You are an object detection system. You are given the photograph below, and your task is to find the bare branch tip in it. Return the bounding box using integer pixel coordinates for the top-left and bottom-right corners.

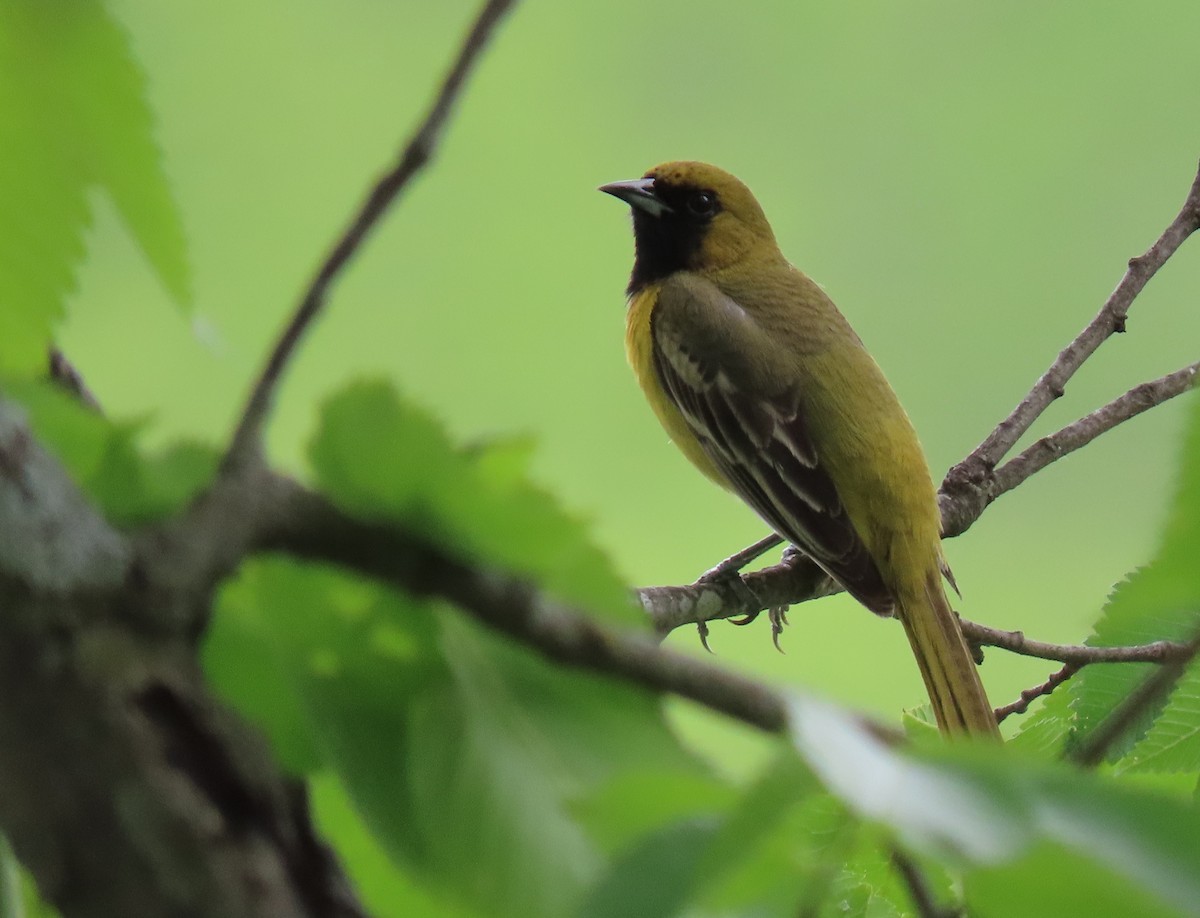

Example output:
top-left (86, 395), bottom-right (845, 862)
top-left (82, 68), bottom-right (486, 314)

top-left (220, 0), bottom-right (516, 473)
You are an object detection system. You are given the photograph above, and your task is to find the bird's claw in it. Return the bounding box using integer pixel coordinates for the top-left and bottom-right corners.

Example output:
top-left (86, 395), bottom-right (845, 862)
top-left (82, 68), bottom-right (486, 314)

top-left (697, 618), bottom-right (714, 653)
top-left (692, 564), bottom-right (763, 651)
top-left (769, 606), bottom-right (790, 653)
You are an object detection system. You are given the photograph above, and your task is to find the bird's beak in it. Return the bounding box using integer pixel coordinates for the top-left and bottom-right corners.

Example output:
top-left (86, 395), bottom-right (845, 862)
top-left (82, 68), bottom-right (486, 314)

top-left (598, 178), bottom-right (673, 217)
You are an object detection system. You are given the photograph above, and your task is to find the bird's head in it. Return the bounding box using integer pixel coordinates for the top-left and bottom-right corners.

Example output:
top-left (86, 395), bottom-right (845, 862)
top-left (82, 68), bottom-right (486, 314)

top-left (600, 161), bottom-right (779, 293)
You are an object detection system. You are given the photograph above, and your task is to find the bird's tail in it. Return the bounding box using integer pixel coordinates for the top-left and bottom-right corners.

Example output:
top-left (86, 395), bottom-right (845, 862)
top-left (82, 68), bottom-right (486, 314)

top-left (895, 567), bottom-right (1000, 738)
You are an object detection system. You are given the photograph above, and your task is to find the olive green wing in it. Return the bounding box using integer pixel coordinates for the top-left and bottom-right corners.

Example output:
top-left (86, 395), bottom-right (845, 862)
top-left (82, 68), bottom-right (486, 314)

top-left (651, 274), bottom-right (893, 614)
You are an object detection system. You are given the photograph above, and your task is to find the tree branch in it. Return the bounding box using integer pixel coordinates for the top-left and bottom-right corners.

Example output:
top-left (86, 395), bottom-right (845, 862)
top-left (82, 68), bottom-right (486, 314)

top-left (1, 4), bottom-right (524, 914)
top-left (959, 619), bottom-right (1194, 666)
top-left (222, 0), bottom-right (516, 472)
top-left (254, 475), bottom-right (795, 736)
top-left (0, 400), bottom-right (365, 918)
top-left (936, 360), bottom-right (1198, 536)
top-left (953, 161), bottom-right (1200, 468)
top-left (994, 664), bottom-right (1077, 725)
top-left (990, 361), bottom-right (1198, 502)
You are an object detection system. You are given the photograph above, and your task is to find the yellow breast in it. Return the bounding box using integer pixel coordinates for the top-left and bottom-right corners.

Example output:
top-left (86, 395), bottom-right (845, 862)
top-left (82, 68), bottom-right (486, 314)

top-left (625, 286), bottom-right (729, 487)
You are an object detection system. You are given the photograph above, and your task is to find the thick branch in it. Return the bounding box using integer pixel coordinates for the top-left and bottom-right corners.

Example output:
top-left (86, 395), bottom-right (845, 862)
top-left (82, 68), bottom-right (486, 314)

top-left (223, 0), bottom-right (516, 471)
top-left (255, 475), bottom-right (794, 734)
top-left (0, 400), bottom-right (364, 918)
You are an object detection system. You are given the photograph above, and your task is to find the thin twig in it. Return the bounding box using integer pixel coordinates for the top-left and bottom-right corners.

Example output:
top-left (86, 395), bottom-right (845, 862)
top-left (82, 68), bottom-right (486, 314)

top-left (994, 663), bottom-right (1078, 724)
top-left (1071, 629), bottom-right (1200, 768)
top-left (222, 0), bottom-right (516, 471)
top-left (890, 848), bottom-right (958, 918)
top-left (991, 361), bottom-right (1198, 502)
top-left (47, 348), bottom-right (102, 412)
top-left (959, 619), bottom-right (1193, 665)
top-left (939, 161), bottom-right (1200, 536)
top-left (957, 161), bottom-right (1200, 470)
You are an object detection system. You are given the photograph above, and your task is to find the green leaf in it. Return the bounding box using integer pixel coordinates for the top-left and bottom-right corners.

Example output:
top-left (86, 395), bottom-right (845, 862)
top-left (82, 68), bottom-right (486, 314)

top-left (901, 703), bottom-right (939, 740)
top-left (1070, 393), bottom-right (1200, 765)
top-left (819, 831), bottom-right (926, 918)
top-left (695, 787), bottom-right (858, 918)
top-left (576, 751), bottom-right (916, 918)
top-left (5, 381), bottom-right (216, 524)
top-left (310, 380), bottom-right (641, 625)
top-left (787, 694), bottom-right (1200, 916)
top-left (0, 0), bottom-right (189, 374)
top-left (968, 840), bottom-right (1190, 918)
top-left (1008, 684), bottom-right (1073, 757)
top-left (577, 819), bottom-right (717, 918)
top-left (0, 832), bottom-right (20, 918)
top-left (790, 696), bottom-right (1023, 862)
top-left (307, 773), bottom-right (474, 918)
top-left (570, 769), bottom-right (734, 856)
top-left (203, 584), bottom-right (322, 775)
top-left (210, 560), bottom-right (698, 918)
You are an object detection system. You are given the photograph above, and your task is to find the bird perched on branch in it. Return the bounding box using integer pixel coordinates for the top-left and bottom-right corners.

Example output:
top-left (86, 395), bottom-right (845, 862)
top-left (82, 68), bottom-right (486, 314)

top-left (601, 161), bottom-right (999, 738)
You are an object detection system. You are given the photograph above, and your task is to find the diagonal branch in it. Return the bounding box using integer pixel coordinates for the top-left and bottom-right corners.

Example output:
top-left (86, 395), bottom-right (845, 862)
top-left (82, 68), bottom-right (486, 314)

top-left (988, 361), bottom-right (1198, 503)
top-left (47, 348), bottom-right (102, 413)
top-left (222, 0), bottom-right (516, 472)
top-left (955, 160), bottom-right (1200, 471)
top-left (940, 160), bottom-right (1200, 531)
top-left (939, 360), bottom-right (1198, 536)
top-left (994, 664), bottom-right (1077, 724)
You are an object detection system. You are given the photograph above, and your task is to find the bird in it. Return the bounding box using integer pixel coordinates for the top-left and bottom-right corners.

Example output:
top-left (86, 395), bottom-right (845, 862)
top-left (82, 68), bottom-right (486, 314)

top-left (600, 161), bottom-right (999, 738)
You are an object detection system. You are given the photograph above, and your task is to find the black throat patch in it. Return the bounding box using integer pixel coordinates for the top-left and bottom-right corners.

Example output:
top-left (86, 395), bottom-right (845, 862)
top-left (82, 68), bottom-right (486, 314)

top-left (626, 184), bottom-right (717, 295)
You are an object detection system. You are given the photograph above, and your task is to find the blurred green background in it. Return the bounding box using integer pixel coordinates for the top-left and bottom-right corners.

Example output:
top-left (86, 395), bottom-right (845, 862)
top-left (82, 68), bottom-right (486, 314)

top-left (62, 0), bottom-right (1200, 773)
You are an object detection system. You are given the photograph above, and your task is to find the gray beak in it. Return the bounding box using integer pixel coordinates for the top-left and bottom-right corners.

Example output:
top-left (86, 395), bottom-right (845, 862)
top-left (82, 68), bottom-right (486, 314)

top-left (598, 178), bottom-right (672, 217)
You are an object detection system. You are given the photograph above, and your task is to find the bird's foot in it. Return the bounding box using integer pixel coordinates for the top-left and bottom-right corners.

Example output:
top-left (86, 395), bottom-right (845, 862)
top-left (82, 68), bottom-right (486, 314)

top-left (696, 617), bottom-right (713, 653)
top-left (769, 606), bottom-right (790, 653)
top-left (693, 563), bottom-right (764, 651)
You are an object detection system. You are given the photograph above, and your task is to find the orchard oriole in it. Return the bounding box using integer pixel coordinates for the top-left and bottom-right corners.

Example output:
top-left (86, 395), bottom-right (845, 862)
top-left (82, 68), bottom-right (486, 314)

top-left (601, 161), bottom-right (998, 738)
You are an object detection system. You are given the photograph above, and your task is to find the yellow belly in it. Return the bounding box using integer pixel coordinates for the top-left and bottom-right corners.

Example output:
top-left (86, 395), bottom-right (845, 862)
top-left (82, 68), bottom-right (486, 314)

top-left (625, 286), bottom-right (729, 487)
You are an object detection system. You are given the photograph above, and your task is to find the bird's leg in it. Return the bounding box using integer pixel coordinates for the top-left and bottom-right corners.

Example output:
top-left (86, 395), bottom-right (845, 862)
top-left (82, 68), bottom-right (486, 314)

top-left (698, 533), bottom-right (785, 581)
top-left (689, 534), bottom-right (781, 649)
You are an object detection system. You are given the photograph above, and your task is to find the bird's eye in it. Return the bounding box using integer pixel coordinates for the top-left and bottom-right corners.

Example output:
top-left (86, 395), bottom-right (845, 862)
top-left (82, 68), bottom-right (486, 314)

top-left (686, 190), bottom-right (718, 218)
